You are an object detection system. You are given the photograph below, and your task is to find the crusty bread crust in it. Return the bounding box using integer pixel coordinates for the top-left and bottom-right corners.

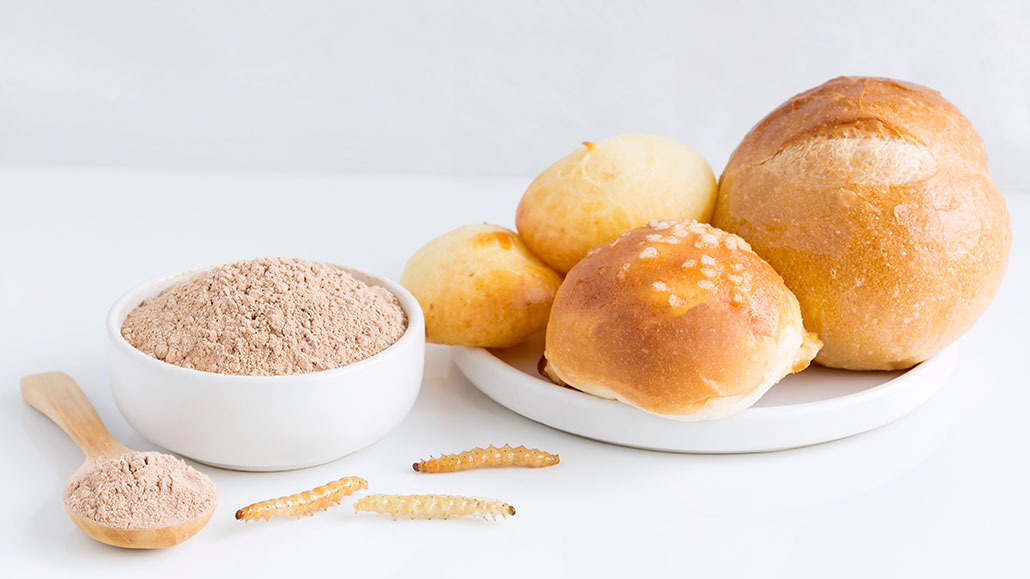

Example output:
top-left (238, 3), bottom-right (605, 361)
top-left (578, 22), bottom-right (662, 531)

top-left (544, 220), bottom-right (820, 419)
top-left (714, 76), bottom-right (1012, 370)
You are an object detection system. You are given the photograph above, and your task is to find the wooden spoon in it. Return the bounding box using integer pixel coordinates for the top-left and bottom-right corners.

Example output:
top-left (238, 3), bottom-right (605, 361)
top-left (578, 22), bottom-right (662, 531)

top-left (21, 371), bottom-right (216, 549)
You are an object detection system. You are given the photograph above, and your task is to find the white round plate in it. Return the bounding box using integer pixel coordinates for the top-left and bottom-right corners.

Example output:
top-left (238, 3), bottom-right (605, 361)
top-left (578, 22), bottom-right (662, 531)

top-left (453, 334), bottom-right (957, 453)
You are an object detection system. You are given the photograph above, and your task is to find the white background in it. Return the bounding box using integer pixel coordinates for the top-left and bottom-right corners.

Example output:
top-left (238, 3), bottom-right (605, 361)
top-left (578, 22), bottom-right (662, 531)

top-left (1, 0), bottom-right (1028, 188)
top-left (2, 1), bottom-right (1029, 578)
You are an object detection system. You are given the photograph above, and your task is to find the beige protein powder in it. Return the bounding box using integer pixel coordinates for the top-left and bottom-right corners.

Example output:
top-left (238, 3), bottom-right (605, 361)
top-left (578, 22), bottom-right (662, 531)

top-left (63, 451), bottom-right (217, 529)
top-left (121, 257), bottom-right (408, 376)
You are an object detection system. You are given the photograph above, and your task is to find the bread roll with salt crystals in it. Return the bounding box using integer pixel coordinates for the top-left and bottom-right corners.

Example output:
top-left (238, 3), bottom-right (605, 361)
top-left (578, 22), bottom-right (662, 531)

top-left (516, 133), bottom-right (717, 274)
top-left (401, 224), bottom-right (562, 347)
top-left (544, 220), bottom-right (821, 420)
top-left (714, 76), bottom-right (1012, 370)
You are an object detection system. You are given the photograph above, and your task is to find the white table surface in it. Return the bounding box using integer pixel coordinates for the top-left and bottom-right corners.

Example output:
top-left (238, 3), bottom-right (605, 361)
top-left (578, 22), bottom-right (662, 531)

top-left (1, 165), bottom-right (1027, 578)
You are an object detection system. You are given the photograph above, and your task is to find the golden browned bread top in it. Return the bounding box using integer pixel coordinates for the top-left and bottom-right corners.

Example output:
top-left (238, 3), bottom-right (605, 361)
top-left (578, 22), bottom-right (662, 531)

top-left (545, 220), bottom-right (818, 417)
top-left (728, 76), bottom-right (986, 173)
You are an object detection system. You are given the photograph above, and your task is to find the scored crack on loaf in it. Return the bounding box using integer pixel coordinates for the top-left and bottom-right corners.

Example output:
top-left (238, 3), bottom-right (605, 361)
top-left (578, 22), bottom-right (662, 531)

top-left (544, 219), bottom-right (821, 420)
top-left (713, 76), bottom-right (1012, 370)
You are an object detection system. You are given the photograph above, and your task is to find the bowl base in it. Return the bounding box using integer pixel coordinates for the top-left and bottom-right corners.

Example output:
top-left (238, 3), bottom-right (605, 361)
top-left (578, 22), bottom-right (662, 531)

top-left (186, 454), bottom-right (350, 472)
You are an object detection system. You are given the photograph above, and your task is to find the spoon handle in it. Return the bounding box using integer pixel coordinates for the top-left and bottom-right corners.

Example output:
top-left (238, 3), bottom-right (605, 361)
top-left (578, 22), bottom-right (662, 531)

top-left (21, 372), bottom-right (129, 459)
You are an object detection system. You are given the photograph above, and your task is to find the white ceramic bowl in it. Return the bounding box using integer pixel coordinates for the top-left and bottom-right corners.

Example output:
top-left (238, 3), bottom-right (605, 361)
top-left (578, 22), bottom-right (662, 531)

top-left (106, 263), bottom-right (425, 471)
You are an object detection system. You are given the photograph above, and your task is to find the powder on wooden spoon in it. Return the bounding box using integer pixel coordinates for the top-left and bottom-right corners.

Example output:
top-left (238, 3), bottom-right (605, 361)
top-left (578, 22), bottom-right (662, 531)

top-left (121, 257), bottom-right (408, 376)
top-left (63, 451), bottom-right (217, 529)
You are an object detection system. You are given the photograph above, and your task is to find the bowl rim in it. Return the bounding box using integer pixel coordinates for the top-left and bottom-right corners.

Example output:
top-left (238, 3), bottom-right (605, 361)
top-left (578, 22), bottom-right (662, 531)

top-left (106, 259), bottom-right (425, 383)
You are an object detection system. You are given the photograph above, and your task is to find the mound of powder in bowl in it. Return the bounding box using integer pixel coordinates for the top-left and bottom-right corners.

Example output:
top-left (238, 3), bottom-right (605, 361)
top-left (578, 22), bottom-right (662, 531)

top-left (121, 257), bottom-right (408, 376)
top-left (63, 451), bottom-right (217, 529)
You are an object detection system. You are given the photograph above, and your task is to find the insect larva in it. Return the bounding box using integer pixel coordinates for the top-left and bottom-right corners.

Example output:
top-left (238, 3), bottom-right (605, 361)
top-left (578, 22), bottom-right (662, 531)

top-left (235, 476), bottom-right (368, 522)
top-left (353, 494), bottom-right (515, 521)
top-left (413, 444), bottom-right (559, 473)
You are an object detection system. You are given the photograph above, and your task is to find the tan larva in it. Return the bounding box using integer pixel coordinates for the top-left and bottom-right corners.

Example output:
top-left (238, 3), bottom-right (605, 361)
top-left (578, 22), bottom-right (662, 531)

top-left (235, 476), bottom-right (368, 522)
top-left (413, 444), bottom-right (559, 473)
top-left (354, 494), bottom-right (515, 521)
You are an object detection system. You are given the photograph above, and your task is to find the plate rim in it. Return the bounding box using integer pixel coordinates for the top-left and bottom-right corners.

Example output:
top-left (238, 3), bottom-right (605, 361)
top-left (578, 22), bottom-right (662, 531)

top-left (454, 343), bottom-right (954, 420)
top-left (454, 340), bottom-right (958, 453)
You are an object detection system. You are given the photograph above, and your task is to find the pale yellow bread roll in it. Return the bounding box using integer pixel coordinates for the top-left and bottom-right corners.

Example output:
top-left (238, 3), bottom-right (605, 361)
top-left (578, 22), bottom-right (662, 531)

top-left (544, 219), bottom-right (821, 420)
top-left (516, 133), bottom-right (717, 274)
top-left (401, 224), bottom-right (562, 347)
top-left (714, 76), bottom-right (1012, 370)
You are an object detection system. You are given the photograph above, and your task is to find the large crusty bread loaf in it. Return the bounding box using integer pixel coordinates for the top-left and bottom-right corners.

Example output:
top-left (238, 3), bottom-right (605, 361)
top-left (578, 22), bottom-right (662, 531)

top-left (713, 76), bottom-right (1011, 370)
top-left (544, 219), bottom-right (821, 420)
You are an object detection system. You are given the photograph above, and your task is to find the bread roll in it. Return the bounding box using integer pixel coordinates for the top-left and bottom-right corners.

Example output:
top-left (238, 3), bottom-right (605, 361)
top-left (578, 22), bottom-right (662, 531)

top-left (714, 76), bottom-right (1012, 370)
top-left (544, 220), bottom-right (821, 420)
top-left (400, 224), bottom-right (562, 347)
top-left (516, 133), bottom-right (717, 274)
